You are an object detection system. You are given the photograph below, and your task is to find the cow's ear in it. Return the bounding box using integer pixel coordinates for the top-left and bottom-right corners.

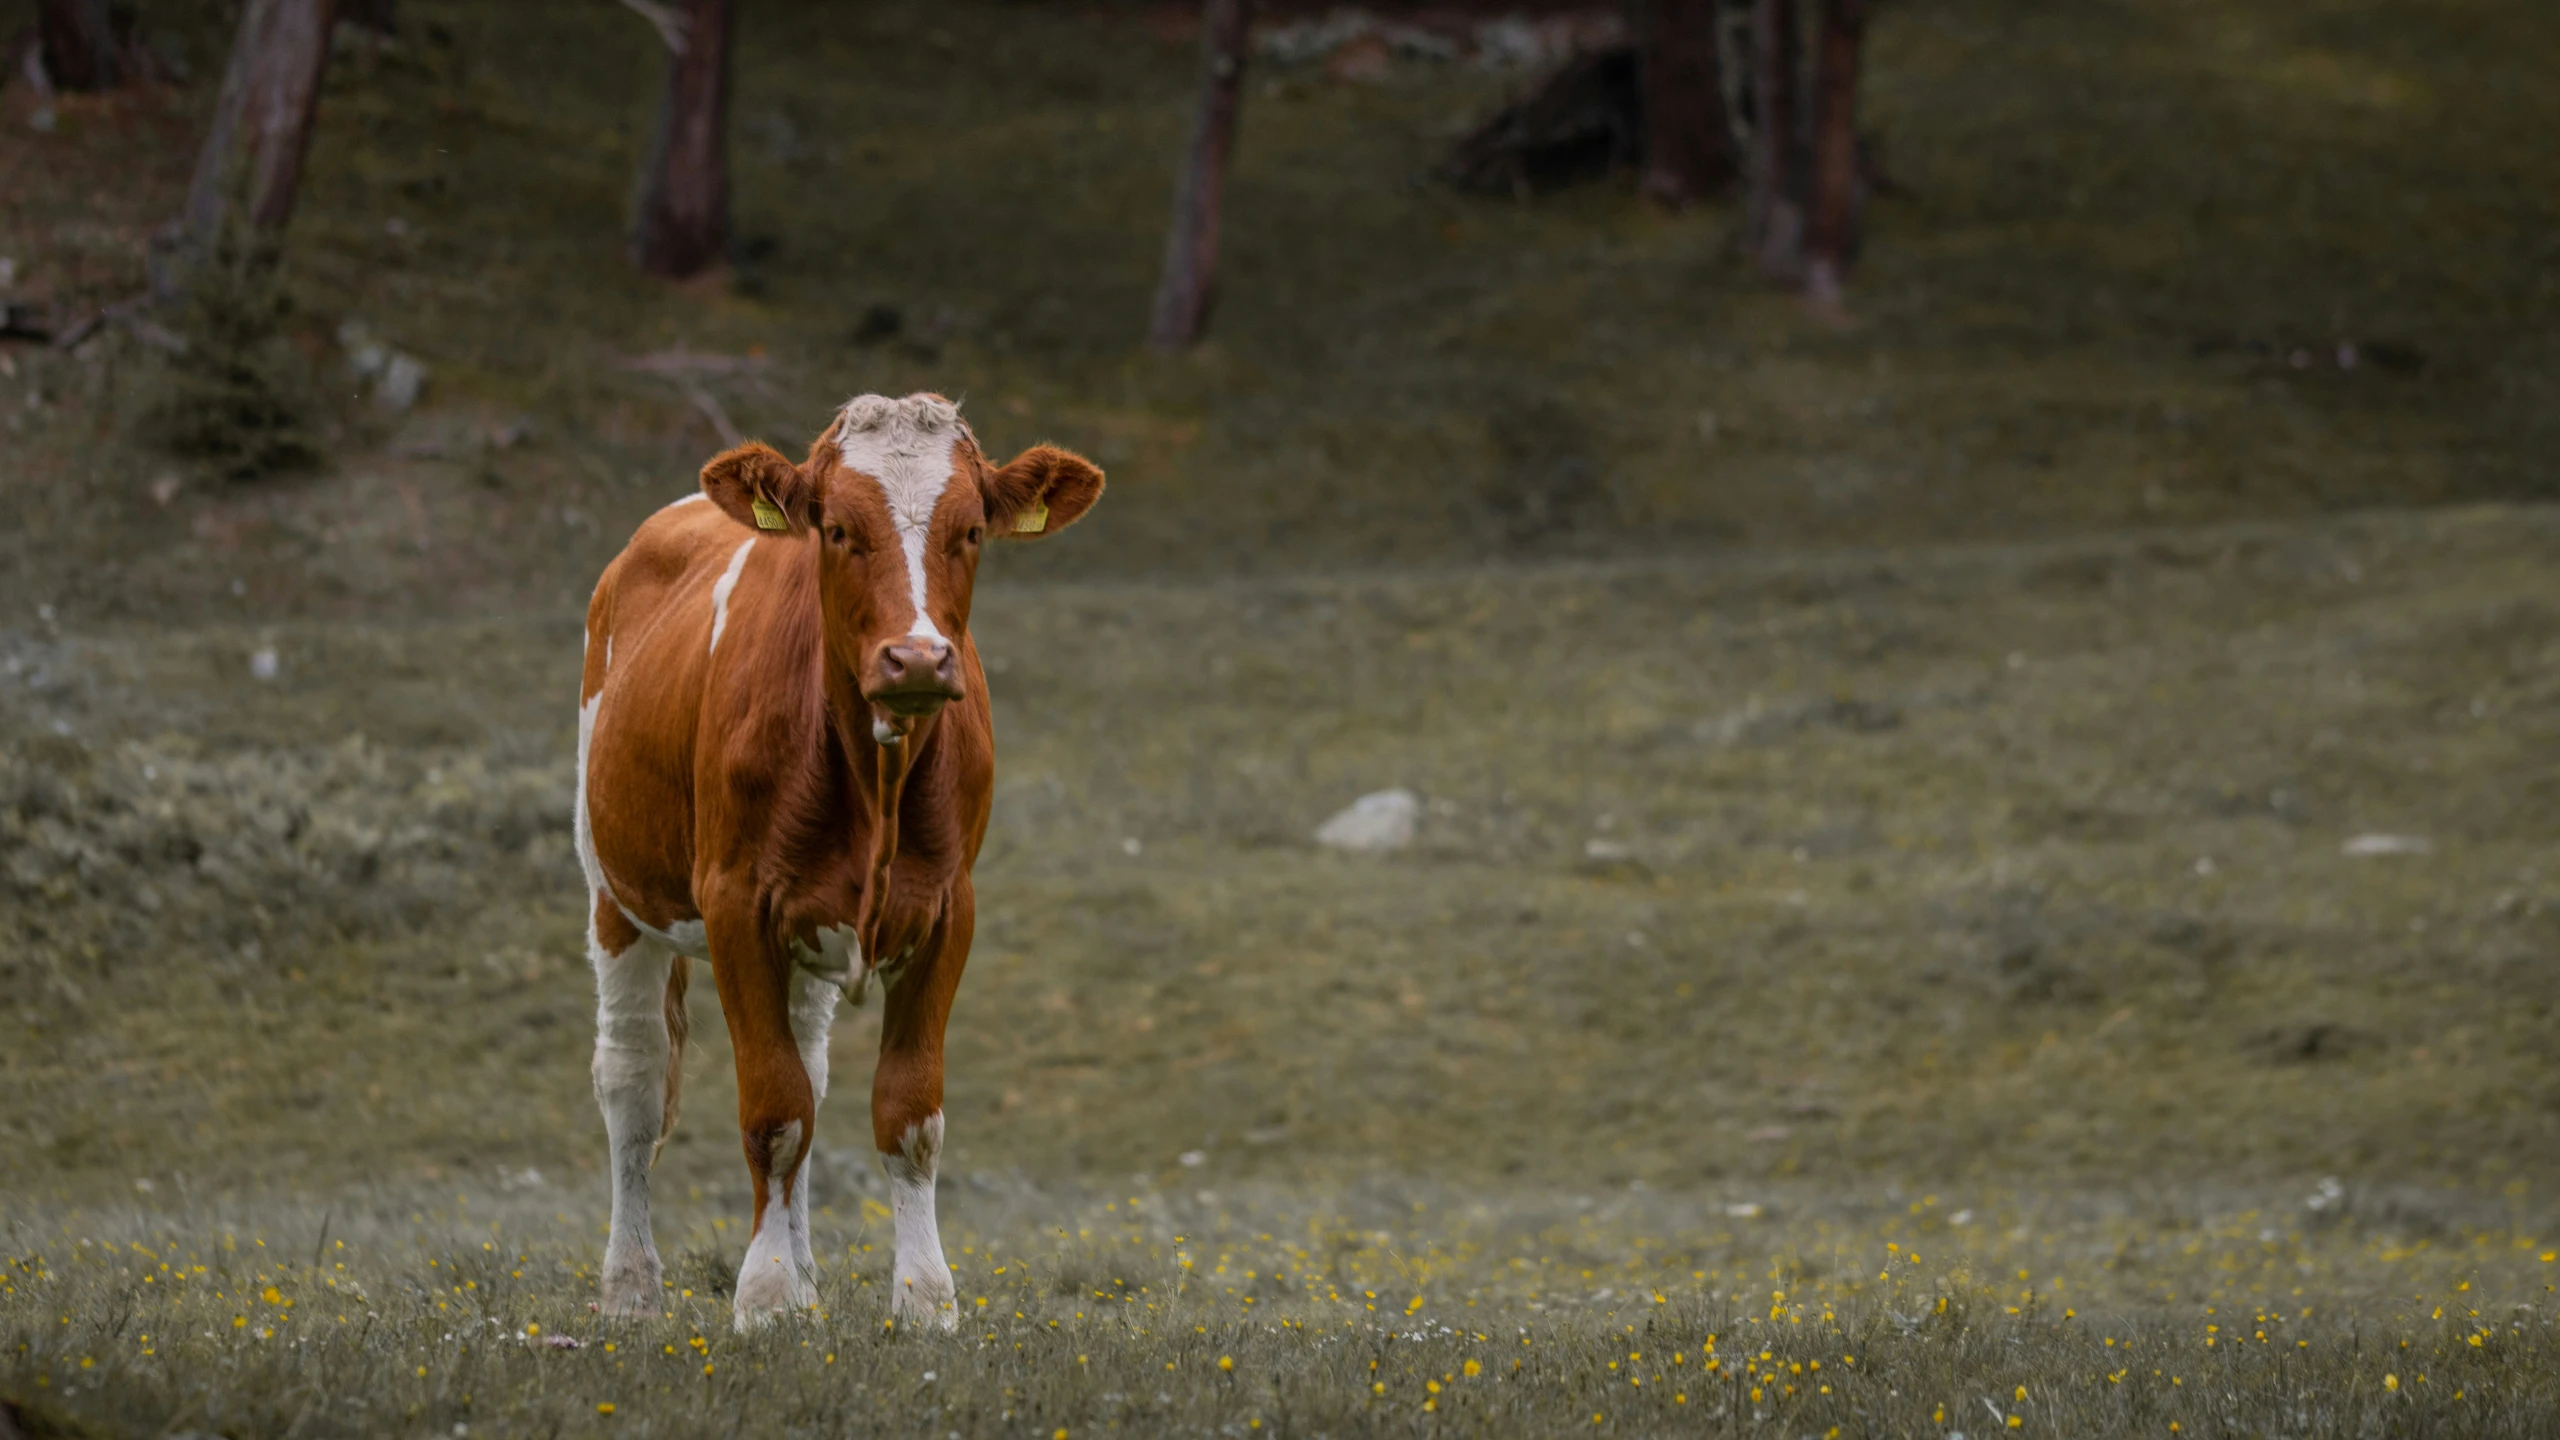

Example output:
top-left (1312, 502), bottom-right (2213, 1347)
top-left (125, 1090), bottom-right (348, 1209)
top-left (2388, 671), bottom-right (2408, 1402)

top-left (981, 444), bottom-right (1105, 540)
top-left (700, 442), bottom-right (815, 534)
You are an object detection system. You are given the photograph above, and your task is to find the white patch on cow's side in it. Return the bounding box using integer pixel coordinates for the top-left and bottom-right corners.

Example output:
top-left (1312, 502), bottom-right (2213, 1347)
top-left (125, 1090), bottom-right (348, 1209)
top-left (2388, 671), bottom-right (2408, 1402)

top-left (619, 916), bottom-right (709, 961)
top-left (708, 538), bottom-right (756, 655)
top-left (574, 692), bottom-right (605, 896)
top-left (662, 491), bottom-right (708, 512)
top-left (590, 930), bottom-right (673, 1318)
top-left (603, 634), bottom-right (612, 672)
top-left (882, 1112), bottom-right (957, 1330)
top-left (835, 394), bottom-right (960, 644)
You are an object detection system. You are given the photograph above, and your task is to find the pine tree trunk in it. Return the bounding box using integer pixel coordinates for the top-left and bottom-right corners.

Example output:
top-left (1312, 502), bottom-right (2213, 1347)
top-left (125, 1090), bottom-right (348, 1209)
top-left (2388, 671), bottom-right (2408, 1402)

top-left (1147, 0), bottom-right (1250, 352)
top-left (1745, 0), bottom-right (1805, 281)
top-left (1632, 0), bottom-right (1734, 206)
top-left (181, 0), bottom-right (339, 248)
top-left (1803, 0), bottom-right (1868, 312)
top-left (633, 0), bottom-right (733, 280)
top-left (37, 0), bottom-right (123, 91)
top-left (342, 0), bottom-right (399, 35)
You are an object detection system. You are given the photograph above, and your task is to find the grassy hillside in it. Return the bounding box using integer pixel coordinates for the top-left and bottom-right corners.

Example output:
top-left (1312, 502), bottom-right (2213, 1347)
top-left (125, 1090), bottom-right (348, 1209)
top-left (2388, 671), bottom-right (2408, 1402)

top-left (4, 0), bottom-right (2558, 621)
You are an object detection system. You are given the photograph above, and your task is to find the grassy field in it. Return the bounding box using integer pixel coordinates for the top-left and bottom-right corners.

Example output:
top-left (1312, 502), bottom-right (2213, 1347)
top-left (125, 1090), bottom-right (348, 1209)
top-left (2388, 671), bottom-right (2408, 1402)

top-left (4, 1182), bottom-right (2558, 1438)
top-left (5, 0), bottom-right (2560, 1434)
top-left (6, 504), bottom-right (2558, 1435)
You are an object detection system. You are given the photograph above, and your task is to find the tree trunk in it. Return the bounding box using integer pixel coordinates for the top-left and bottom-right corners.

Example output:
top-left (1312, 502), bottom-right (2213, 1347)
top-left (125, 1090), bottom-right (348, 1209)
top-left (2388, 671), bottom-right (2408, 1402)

top-left (38, 0), bottom-right (124, 92)
top-left (181, 0), bottom-right (338, 251)
top-left (1632, 0), bottom-right (1734, 206)
top-left (1803, 0), bottom-right (1868, 313)
top-left (633, 0), bottom-right (733, 280)
top-left (1147, 0), bottom-right (1250, 352)
top-left (342, 0), bottom-right (399, 35)
top-left (1745, 0), bottom-right (1805, 282)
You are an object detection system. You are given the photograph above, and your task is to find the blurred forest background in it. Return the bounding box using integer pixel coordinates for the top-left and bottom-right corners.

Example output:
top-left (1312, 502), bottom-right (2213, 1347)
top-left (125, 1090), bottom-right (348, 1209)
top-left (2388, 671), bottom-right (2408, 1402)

top-left (3, 0), bottom-right (2560, 1435)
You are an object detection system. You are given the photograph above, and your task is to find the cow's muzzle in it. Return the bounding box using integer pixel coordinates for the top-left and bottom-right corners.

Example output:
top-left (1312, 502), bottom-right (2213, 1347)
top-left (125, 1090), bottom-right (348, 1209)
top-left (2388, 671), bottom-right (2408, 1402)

top-left (867, 638), bottom-right (962, 715)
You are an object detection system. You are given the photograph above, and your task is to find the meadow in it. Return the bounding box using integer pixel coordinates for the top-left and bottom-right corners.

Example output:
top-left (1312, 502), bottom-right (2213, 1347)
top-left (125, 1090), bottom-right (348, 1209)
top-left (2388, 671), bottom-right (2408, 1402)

top-left (5, 0), bottom-right (2560, 1434)
top-left (6, 1178), bottom-right (2559, 1438)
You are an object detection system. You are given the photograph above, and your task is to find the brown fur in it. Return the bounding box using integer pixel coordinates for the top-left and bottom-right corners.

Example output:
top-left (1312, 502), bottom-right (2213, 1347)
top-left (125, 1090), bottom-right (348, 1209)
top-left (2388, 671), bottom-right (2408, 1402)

top-left (580, 394), bottom-right (1103, 1261)
top-left (593, 888), bottom-right (642, 953)
top-left (656, 956), bottom-right (691, 1166)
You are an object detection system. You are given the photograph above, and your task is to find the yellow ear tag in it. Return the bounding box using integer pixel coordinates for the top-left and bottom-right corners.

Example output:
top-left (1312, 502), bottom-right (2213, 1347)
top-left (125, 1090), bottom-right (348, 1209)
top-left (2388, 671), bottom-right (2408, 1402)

top-left (750, 495), bottom-right (790, 531)
top-left (1012, 499), bottom-right (1049, 534)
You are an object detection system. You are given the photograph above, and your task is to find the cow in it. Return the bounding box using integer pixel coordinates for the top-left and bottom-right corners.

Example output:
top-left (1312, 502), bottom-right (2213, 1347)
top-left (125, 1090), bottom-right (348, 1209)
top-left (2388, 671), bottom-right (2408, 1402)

top-left (573, 392), bottom-right (1104, 1330)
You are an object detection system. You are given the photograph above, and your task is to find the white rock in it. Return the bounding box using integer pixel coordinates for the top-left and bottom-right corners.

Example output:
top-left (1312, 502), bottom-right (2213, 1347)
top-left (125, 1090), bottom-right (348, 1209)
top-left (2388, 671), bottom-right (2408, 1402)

top-left (248, 648), bottom-right (279, 681)
top-left (377, 352), bottom-right (429, 411)
top-left (1315, 788), bottom-right (1419, 852)
top-left (2342, 833), bottom-right (2431, 857)
top-left (338, 317), bottom-right (385, 374)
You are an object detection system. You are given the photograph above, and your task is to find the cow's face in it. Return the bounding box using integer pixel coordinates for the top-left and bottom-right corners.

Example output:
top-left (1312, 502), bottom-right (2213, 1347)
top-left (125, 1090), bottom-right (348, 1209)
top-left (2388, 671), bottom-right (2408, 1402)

top-left (699, 394), bottom-right (1104, 727)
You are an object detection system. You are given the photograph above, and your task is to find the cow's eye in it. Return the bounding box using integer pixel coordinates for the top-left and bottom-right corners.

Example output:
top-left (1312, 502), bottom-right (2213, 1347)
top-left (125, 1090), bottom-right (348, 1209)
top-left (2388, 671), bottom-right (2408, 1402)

top-left (964, 524), bottom-right (985, 546)
top-left (826, 525), bottom-right (848, 547)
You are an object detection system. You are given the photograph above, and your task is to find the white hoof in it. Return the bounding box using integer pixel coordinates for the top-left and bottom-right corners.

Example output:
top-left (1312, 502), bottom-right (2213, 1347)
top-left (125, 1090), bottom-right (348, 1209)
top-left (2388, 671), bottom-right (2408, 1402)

top-left (889, 1266), bottom-right (957, 1332)
top-left (732, 1245), bottom-right (816, 1330)
top-left (598, 1248), bottom-right (662, 1320)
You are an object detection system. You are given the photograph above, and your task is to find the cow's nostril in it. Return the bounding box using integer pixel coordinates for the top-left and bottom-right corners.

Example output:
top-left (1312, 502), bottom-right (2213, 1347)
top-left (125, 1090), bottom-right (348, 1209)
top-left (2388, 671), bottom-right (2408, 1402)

top-left (875, 641), bottom-right (959, 698)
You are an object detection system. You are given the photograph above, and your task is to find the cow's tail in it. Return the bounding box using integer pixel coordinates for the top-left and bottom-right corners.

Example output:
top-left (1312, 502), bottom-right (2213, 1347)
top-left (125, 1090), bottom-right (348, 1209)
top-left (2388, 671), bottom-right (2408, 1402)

top-left (651, 956), bottom-right (691, 1168)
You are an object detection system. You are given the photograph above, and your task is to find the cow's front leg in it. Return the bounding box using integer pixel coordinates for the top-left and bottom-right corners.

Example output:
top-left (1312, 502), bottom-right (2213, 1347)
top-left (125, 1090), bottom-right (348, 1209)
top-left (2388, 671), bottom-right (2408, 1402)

top-left (705, 901), bottom-right (820, 1329)
top-left (589, 897), bottom-right (673, 1320)
top-left (784, 966), bottom-right (842, 1283)
top-left (873, 904), bottom-right (969, 1331)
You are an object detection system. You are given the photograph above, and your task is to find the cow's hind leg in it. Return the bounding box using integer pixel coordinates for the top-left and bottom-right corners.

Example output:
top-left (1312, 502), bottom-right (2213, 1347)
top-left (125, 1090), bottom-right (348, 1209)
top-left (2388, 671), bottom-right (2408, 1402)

top-left (590, 892), bottom-right (674, 1319)
top-left (707, 901), bottom-right (820, 1329)
top-left (783, 967), bottom-right (840, 1284)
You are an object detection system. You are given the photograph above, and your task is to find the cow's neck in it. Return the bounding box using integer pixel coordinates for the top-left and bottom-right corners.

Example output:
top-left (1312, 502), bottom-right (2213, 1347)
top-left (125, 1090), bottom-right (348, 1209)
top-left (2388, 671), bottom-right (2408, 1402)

top-left (817, 669), bottom-right (938, 828)
top-left (817, 657), bottom-right (944, 957)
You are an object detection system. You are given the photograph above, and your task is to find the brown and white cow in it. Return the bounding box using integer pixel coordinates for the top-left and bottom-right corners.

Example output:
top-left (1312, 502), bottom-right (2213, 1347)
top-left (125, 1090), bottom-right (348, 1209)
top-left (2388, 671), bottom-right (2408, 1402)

top-left (574, 393), bottom-right (1103, 1330)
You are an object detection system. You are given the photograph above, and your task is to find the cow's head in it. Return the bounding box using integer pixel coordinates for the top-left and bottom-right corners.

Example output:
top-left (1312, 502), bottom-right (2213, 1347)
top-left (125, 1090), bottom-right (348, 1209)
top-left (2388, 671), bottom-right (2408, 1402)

top-left (699, 394), bottom-right (1103, 728)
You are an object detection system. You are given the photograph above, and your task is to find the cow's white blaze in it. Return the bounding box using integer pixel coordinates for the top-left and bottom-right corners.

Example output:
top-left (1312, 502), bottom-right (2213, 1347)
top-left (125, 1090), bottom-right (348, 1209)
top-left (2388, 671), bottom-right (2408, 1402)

top-left (708, 538), bottom-right (755, 655)
top-left (883, 1111), bottom-right (957, 1330)
top-left (662, 491), bottom-right (708, 511)
top-left (835, 394), bottom-right (961, 645)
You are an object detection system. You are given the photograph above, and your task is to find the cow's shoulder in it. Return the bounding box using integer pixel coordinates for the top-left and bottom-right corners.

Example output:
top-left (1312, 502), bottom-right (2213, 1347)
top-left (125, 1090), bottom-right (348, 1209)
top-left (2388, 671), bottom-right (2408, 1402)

top-left (626, 492), bottom-right (743, 582)
top-left (594, 495), bottom-right (744, 631)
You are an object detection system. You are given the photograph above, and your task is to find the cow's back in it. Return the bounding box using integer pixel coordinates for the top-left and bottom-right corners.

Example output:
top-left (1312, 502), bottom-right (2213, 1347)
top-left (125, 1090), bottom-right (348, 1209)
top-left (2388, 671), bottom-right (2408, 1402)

top-left (577, 495), bottom-right (746, 934)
